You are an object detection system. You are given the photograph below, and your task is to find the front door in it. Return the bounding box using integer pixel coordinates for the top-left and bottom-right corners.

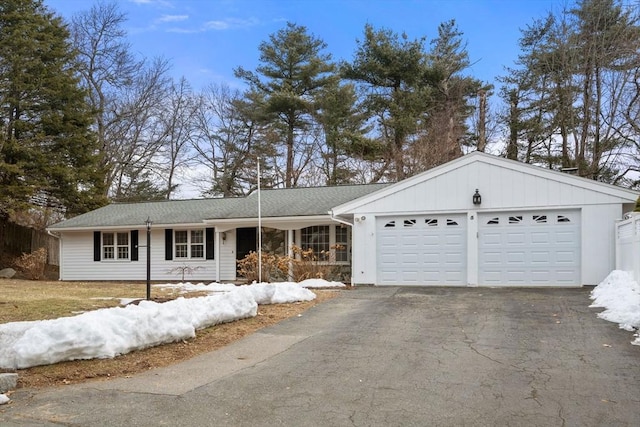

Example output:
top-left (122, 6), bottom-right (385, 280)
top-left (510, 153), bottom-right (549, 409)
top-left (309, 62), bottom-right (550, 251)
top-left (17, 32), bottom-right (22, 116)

top-left (236, 227), bottom-right (257, 273)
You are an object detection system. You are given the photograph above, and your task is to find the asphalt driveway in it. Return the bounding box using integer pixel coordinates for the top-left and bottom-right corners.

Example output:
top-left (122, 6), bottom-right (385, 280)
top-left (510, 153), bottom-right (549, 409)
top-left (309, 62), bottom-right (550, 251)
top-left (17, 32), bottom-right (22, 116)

top-left (2, 286), bottom-right (639, 426)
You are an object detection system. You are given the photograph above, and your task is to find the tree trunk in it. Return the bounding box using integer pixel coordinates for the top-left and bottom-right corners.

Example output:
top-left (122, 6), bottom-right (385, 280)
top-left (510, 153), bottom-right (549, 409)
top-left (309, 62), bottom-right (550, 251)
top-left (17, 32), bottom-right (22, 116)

top-left (477, 90), bottom-right (487, 152)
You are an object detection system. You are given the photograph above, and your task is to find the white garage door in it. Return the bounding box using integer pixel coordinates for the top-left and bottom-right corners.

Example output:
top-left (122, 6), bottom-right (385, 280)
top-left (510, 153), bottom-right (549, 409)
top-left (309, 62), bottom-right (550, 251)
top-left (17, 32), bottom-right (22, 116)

top-left (479, 210), bottom-right (581, 285)
top-left (377, 214), bottom-right (467, 285)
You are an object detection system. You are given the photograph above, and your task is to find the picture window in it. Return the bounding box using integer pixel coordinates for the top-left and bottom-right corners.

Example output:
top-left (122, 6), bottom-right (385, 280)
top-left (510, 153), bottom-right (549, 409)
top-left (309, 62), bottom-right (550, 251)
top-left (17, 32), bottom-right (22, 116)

top-left (301, 225), bottom-right (330, 260)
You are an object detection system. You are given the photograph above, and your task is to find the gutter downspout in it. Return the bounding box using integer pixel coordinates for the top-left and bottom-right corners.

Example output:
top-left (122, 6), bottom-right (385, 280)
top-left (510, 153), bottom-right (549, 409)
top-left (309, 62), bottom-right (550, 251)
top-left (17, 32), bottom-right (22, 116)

top-left (329, 210), bottom-right (353, 227)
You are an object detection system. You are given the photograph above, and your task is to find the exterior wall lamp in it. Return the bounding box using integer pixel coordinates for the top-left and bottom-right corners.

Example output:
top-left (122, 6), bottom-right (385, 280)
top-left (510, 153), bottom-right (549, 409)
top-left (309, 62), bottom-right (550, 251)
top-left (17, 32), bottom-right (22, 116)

top-left (473, 189), bottom-right (482, 205)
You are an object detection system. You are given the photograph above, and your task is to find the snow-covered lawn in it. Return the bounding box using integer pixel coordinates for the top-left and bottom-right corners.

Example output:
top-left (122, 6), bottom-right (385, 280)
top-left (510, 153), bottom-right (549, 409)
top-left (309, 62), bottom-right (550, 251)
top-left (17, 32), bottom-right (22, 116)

top-left (590, 270), bottom-right (640, 345)
top-left (0, 280), bottom-right (344, 372)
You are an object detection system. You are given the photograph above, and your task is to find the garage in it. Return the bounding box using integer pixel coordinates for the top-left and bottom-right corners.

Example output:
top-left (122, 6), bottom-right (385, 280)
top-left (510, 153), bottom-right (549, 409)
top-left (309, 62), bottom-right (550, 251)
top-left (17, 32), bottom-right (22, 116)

top-left (478, 210), bottom-right (581, 285)
top-left (376, 214), bottom-right (466, 285)
top-left (331, 152), bottom-right (639, 287)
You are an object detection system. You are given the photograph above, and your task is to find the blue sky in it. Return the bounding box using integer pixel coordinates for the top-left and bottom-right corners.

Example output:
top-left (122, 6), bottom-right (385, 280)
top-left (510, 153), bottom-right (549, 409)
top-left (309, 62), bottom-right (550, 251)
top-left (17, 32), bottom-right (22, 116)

top-left (44, 0), bottom-right (570, 93)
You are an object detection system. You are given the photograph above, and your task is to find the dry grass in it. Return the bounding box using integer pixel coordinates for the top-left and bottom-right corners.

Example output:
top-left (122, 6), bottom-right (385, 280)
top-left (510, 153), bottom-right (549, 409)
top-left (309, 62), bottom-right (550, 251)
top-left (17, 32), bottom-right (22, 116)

top-left (0, 279), bottom-right (340, 389)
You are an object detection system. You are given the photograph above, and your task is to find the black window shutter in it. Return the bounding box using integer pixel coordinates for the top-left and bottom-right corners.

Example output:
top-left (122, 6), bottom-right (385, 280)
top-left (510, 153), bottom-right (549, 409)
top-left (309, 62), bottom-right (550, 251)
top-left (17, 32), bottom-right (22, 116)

top-left (93, 231), bottom-right (101, 261)
top-left (165, 229), bottom-right (173, 260)
top-left (131, 230), bottom-right (139, 261)
top-left (206, 227), bottom-right (215, 260)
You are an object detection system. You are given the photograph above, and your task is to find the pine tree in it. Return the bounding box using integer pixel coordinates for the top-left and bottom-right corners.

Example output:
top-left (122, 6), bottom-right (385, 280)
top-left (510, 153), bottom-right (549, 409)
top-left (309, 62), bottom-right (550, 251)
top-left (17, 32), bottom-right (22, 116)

top-left (235, 22), bottom-right (335, 188)
top-left (0, 0), bottom-right (106, 218)
top-left (342, 25), bottom-right (430, 181)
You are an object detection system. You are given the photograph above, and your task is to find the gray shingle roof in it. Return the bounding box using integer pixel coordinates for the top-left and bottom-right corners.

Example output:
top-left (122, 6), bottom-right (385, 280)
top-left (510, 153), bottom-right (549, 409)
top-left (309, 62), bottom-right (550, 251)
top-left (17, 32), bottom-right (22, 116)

top-left (49, 184), bottom-right (390, 230)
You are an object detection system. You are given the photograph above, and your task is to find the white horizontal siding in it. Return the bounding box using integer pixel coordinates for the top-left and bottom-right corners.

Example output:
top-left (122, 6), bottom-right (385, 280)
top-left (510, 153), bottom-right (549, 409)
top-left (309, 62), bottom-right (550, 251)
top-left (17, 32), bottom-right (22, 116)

top-left (59, 230), bottom-right (218, 282)
top-left (219, 230), bottom-right (237, 281)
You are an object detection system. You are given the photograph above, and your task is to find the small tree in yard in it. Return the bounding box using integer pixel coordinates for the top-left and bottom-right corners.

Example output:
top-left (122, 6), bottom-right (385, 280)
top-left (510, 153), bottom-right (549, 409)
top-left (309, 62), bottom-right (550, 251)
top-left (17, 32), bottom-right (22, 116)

top-left (167, 264), bottom-right (203, 281)
top-left (237, 251), bottom-right (289, 283)
top-left (634, 196), bottom-right (640, 212)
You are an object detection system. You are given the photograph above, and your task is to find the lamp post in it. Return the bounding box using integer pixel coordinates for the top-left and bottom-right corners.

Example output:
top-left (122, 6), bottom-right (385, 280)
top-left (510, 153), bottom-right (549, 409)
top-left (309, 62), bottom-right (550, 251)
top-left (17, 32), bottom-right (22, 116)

top-left (146, 217), bottom-right (152, 300)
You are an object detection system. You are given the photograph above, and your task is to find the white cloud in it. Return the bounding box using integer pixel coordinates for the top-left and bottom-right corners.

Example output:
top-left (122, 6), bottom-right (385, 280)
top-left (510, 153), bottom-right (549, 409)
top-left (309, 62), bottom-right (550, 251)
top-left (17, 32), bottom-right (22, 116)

top-left (203, 17), bottom-right (259, 31)
top-left (129, 0), bottom-right (173, 5)
top-left (157, 14), bottom-right (189, 23)
top-left (166, 17), bottom-right (259, 34)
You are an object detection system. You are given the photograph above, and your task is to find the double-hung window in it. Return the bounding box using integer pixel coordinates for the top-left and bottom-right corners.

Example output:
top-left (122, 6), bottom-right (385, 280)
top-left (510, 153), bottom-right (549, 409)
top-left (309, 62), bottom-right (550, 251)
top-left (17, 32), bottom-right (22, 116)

top-left (175, 230), bottom-right (204, 259)
top-left (103, 232), bottom-right (129, 260)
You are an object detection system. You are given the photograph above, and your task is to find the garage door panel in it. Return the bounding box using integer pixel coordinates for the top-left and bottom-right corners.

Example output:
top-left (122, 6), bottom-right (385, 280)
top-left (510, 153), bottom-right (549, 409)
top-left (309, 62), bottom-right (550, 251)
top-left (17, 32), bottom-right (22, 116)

top-left (479, 210), bottom-right (580, 286)
top-left (530, 251), bottom-right (550, 264)
top-left (377, 214), bottom-right (466, 285)
top-left (506, 232), bottom-right (526, 245)
top-left (530, 271), bottom-right (552, 283)
top-left (506, 271), bottom-right (527, 283)
top-left (506, 251), bottom-right (526, 264)
top-left (482, 233), bottom-right (502, 246)
top-left (483, 251), bottom-right (502, 265)
top-left (531, 231), bottom-right (550, 244)
top-left (555, 231), bottom-right (577, 244)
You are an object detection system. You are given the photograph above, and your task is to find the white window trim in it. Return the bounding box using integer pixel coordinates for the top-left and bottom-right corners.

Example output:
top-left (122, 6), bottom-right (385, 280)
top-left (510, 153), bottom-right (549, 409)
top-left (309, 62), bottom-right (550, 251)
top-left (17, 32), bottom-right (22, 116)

top-left (102, 231), bottom-right (129, 261)
top-left (174, 229), bottom-right (205, 260)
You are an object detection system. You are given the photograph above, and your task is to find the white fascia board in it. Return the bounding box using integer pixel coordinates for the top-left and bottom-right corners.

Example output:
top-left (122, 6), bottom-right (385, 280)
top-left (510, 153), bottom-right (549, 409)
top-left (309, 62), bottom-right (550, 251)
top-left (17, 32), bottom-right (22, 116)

top-left (203, 215), bottom-right (332, 231)
top-left (48, 222), bottom-right (209, 232)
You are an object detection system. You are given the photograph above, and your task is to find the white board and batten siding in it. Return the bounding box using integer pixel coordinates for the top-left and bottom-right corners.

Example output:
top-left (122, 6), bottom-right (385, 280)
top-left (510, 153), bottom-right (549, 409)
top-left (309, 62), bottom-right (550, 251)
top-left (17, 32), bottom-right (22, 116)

top-left (59, 229), bottom-right (238, 282)
top-left (342, 153), bottom-right (638, 287)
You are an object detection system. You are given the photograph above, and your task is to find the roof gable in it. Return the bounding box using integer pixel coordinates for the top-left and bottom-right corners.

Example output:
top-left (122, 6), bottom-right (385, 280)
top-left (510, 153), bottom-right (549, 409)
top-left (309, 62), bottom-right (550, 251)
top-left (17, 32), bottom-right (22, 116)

top-left (332, 152), bottom-right (639, 215)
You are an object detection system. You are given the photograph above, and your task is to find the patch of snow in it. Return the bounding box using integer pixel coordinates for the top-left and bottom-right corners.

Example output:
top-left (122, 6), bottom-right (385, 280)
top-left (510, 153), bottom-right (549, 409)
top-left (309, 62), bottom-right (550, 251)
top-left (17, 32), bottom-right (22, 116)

top-left (0, 281), bottom-right (318, 370)
top-left (590, 270), bottom-right (640, 345)
top-left (298, 278), bottom-right (346, 288)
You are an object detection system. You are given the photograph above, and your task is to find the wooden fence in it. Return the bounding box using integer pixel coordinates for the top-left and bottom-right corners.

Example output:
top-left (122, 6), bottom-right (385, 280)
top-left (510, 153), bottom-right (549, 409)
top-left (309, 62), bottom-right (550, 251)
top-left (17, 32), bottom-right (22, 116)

top-left (0, 220), bottom-right (59, 266)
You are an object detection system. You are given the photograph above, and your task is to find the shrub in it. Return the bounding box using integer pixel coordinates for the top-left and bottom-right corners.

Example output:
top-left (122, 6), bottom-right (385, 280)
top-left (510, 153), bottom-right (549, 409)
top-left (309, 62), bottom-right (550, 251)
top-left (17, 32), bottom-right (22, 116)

top-left (237, 246), bottom-right (344, 283)
top-left (289, 245), bottom-right (341, 282)
top-left (15, 247), bottom-right (48, 280)
top-left (237, 251), bottom-right (289, 283)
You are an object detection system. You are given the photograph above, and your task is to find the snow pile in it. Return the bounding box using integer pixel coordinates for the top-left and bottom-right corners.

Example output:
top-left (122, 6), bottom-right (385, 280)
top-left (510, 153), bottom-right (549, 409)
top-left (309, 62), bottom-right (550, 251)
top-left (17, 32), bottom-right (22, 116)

top-left (590, 270), bottom-right (640, 345)
top-left (155, 278), bottom-right (345, 294)
top-left (298, 278), bottom-right (346, 289)
top-left (0, 281), bottom-right (320, 370)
